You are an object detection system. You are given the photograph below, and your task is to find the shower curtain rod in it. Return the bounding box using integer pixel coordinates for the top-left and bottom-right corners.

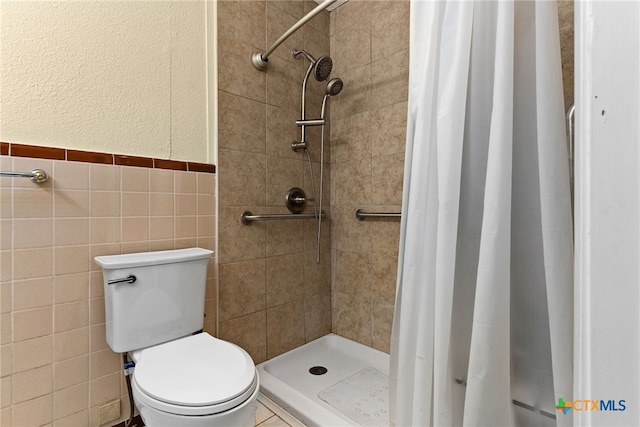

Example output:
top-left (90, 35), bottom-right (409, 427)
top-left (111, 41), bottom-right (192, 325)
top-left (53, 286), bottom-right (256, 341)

top-left (251, 0), bottom-right (337, 71)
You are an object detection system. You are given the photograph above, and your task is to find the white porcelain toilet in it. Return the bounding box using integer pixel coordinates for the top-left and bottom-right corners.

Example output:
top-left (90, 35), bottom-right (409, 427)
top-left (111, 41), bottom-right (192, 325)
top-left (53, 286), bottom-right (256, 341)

top-left (95, 248), bottom-right (259, 427)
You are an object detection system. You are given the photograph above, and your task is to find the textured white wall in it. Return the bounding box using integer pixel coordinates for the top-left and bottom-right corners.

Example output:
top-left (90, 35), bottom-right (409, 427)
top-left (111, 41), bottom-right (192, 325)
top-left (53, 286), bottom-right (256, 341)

top-left (0, 1), bottom-right (208, 163)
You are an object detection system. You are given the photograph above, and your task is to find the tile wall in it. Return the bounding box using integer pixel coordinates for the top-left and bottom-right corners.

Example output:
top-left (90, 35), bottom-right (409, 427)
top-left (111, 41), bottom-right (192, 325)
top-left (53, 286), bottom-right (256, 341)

top-left (0, 148), bottom-right (217, 426)
top-left (328, 0), bottom-right (410, 353)
top-left (216, 0), bottom-right (332, 364)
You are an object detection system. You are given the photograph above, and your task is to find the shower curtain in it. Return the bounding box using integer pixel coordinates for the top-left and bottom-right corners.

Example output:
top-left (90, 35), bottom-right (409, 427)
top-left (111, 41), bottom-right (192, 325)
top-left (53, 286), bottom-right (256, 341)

top-left (389, 1), bottom-right (573, 426)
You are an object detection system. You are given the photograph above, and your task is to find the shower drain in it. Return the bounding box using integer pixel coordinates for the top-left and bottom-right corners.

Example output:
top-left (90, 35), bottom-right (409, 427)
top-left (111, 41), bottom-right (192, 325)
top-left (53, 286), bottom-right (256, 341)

top-left (309, 366), bottom-right (328, 375)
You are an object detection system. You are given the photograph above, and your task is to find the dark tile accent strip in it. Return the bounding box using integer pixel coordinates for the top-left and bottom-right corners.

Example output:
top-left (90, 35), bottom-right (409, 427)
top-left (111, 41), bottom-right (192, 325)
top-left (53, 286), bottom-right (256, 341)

top-left (114, 155), bottom-right (155, 168)
top-left (154, 158), bottom-right (188, 171)
top-left (67, 149), bottom-right (114, 164)
top-left (188, 162), bottom-right (216, 173)
top-left (0, 142), bottom-right (215, 174)
top-left (11, 143), bottom-right (66, 160)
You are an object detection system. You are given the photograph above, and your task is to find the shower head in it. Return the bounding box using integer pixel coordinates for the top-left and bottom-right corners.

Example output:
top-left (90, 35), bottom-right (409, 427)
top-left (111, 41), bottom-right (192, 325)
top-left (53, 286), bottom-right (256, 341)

top-left (321, 78), bottom-right (344, 118)
top-left (292, 49), bottom-right (333, 82)
top-left (325, 78), bottom-right (343, 96)
top-left (314, 56), bottom-right (333, 82)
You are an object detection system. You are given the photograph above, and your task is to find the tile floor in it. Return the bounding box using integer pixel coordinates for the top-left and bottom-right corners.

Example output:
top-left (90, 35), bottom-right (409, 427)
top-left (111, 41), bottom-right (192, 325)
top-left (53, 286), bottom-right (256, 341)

top-left (255, 401), bottom-right (296, 426)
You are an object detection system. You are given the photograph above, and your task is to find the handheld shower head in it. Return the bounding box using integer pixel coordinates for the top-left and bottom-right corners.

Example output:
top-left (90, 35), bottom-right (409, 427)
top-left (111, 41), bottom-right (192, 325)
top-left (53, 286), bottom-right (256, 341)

top-left (321, 78), bottom-right (344, 118)
top-left (325, 78), bottom-right (343, 96)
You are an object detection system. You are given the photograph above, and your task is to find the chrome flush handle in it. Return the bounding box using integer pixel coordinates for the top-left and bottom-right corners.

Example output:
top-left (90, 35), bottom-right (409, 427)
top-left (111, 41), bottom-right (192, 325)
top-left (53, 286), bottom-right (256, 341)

top-left (107, 275), bottom-right (137, 285)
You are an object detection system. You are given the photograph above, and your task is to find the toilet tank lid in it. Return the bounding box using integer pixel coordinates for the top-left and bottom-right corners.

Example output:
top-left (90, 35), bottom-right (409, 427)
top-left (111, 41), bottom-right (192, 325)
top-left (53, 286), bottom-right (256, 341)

top-left (95, 248), bottom-right (213, 269)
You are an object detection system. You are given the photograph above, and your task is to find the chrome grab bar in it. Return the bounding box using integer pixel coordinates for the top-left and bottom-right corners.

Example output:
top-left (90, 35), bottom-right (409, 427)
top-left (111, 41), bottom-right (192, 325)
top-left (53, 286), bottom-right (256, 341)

top-left (0, 169), bottom-right (48, 183)
top-left (107, 275), bottom-right (137, 285)
top-left (241, 210), bottom-right (326, 225)
top-left (355, 209), bottom-right (401, 221)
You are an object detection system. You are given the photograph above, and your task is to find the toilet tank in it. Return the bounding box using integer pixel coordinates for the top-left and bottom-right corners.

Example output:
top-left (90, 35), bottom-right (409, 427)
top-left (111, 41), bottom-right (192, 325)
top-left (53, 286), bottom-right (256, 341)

top-left (94, 248), bottom-right (213, 353)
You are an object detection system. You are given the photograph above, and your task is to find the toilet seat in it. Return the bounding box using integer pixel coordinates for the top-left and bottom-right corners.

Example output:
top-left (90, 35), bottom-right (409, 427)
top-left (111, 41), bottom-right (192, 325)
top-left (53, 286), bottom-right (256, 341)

top-left (131, 333), bottom-right (258, 416)
top-left (132, 373), bottom-right (258, 416)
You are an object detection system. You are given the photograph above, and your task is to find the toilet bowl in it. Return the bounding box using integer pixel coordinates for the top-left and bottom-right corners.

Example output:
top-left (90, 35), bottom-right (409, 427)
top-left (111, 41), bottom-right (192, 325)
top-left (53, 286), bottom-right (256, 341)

top-left (94, 248), bottom-right (259, 427)
top-left (129, 333), bottom-right (259, 427)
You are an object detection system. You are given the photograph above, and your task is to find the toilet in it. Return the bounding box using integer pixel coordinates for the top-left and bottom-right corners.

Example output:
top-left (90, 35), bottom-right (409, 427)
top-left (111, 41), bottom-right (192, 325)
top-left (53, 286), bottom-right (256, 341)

top-left (94, 248), bottom-right (259, 427)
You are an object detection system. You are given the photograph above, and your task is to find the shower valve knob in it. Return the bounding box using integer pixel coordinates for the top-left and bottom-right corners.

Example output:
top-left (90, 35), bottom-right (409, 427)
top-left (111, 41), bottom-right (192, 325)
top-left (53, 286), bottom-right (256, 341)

top-left (286, 188), bottom-right (307, 214)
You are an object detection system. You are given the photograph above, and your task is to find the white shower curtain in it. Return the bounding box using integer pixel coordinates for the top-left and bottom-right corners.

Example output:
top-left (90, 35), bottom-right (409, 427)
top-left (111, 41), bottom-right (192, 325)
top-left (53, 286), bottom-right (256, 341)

top-left (390, 1), bottom-right (574, 426)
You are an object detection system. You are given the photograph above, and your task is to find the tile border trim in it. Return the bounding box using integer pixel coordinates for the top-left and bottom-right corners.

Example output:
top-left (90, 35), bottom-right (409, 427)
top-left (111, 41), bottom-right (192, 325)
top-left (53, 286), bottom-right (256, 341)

top-left (0, 141), bottom-right (216, 174)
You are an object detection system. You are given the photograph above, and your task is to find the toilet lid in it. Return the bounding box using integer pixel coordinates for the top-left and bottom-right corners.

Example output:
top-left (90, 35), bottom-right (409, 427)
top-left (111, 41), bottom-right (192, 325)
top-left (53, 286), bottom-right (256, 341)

top-left (133, 333), bottom-right (256, 407)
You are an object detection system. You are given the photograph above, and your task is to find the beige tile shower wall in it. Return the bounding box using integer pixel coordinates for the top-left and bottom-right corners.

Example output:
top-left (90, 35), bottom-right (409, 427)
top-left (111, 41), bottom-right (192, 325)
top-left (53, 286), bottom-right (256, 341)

top-left (217, 0), bottom-right (332, 364)
top-left (0, 156), bottom-right (216, 426)
top-left (328, 0), bottom-right (409, 353)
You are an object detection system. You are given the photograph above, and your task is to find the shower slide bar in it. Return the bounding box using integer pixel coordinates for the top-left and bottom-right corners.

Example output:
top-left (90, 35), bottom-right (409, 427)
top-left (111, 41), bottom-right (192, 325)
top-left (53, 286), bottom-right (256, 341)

top-left (241, 210), bottom-right (326, 225)
top-left (0, 169), bottom-right (49, 183)
top-left (251, 0), bottom-right (337, 71)
top-left (355, 209), bottom-right (401, 221)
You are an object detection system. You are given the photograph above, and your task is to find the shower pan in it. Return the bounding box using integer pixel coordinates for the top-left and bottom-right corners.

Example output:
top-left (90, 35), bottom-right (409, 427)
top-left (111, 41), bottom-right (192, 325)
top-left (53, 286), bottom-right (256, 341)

top-left (257, 334), bottom-right (390, 427)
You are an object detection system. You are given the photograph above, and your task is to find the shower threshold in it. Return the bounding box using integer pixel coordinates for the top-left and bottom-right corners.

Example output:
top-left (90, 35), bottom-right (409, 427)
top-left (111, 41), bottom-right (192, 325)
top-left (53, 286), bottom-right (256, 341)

top-left (257, 334), bottom-right (390, 427)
